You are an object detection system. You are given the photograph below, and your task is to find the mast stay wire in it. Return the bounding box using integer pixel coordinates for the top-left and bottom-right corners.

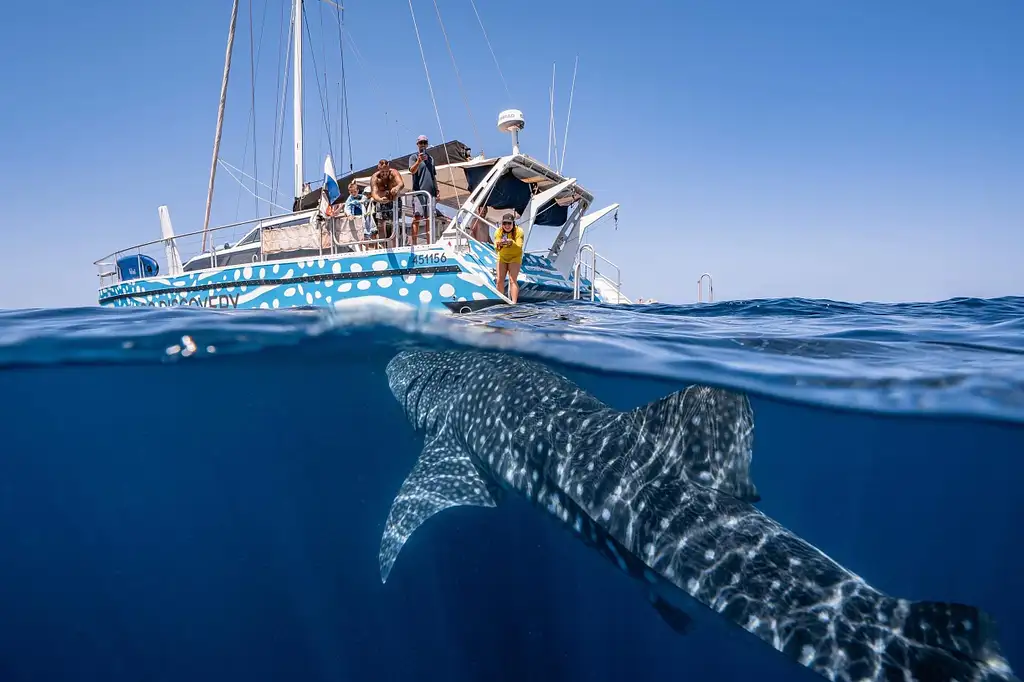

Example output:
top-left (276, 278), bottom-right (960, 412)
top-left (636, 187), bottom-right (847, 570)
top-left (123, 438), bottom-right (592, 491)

top-left (232, 0), bottom-right (271, 220)
top-left (317, 0), bottom-right (332, 170)
top-left (247, 0), bottom-right (260, 217)
top-left (301, 1), bottom-right (335, 175)
top-left (342, 30), bottom-right (414, 141)
top-left (218, 159), bottom-right (293, 213)
top-left (429, 0), bottom-right (481, 155)
top-left (269, 0), bottom-right (291, 212)
top-left (560, 54), bottom-right (578, 173)
top-left (406, 0), bottom-right (461, 205)
top-left (468, 0), bottom-right (511, 103)
top-left (333, 3), bottom-right (353, 172)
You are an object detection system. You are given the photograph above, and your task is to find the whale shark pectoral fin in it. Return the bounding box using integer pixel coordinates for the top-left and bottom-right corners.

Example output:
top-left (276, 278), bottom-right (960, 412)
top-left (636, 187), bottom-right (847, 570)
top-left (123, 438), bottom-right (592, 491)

top-left (630, 385), bottom-right (761, 502)
top-left (897, 599), bottom-right (1011, 665)
top-left (379, 438), bottom-right (497, 584)
top-left (647, 590), bottom-right (694, 635)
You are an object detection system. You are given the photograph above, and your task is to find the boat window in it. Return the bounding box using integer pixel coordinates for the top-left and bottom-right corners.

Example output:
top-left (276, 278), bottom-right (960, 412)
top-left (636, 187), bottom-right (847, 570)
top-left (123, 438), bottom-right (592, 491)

top-left (236, 227), bottom-right (261, 246)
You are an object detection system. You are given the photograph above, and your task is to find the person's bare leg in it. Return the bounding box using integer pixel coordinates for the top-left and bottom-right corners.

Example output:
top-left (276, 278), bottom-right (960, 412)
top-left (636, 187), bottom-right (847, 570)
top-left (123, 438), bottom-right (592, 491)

top-left (496, 260), bottom-right (508, 298)
top-left (507, 262), bottom-right (521, 304)
top-left (410, 216), bottom-right (420, 246)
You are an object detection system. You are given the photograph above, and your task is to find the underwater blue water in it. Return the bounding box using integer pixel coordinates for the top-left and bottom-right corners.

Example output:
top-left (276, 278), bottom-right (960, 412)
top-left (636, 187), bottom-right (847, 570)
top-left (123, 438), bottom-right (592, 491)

top-left (0, 297), bottom-right (1021, 682)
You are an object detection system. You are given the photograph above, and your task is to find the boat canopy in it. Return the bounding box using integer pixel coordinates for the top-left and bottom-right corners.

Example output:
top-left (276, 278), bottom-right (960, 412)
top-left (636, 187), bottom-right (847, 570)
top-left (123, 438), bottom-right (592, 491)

top-left (294, 143), bottom-right (587, 229)
top-left (293, 140), bottom-right (475, 211)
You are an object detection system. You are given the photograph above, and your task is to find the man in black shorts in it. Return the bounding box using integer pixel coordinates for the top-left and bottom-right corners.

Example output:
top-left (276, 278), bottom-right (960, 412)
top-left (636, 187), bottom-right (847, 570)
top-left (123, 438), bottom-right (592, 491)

top-left (370, 158), bottom-right (405, 248)
top-left (408, 134), bottom-right (439, 246)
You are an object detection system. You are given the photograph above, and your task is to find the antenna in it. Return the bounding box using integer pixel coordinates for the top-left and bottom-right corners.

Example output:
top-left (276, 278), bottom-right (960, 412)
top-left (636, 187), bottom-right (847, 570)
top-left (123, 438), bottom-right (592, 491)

top-left (559, 54), bottom-right (578, 173)
top-left (548, 62), bottom-right (556, 166)
top-left (497, 109), bottom-right (525, 155)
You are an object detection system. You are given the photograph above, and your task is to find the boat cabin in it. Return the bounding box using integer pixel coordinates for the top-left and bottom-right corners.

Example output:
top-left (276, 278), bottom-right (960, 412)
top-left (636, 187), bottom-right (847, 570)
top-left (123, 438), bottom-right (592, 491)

top-left (96, 141), bottom-right (601, 289)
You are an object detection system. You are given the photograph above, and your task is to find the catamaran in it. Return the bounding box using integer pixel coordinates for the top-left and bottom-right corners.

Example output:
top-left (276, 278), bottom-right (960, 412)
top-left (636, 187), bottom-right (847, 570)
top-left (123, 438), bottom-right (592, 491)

top-left (92, 0), bottom-right (629, 313)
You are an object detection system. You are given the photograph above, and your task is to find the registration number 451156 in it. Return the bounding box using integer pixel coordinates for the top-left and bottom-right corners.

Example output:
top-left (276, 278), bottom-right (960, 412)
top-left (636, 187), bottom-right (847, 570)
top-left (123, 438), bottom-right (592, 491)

top-left (411, 252), bottom-right (448, 266)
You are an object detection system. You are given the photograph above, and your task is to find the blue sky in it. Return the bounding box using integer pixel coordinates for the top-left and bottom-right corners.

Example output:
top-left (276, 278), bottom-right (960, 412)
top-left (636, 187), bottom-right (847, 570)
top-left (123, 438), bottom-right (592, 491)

top-left (0, 0), bottom-right (1020, 308)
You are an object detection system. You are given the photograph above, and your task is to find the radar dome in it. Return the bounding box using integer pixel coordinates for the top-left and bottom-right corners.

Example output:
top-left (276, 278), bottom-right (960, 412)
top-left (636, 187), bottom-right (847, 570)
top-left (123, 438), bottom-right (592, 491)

top-left (497, 109), bottom-right (525, 133)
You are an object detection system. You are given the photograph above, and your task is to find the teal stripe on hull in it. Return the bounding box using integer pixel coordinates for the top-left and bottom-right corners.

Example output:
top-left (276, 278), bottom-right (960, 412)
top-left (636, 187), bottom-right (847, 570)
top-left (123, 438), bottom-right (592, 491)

top-left (97, 243), bottom-right (601, 312)
top-left (98, 248), bottom-right (503, 313)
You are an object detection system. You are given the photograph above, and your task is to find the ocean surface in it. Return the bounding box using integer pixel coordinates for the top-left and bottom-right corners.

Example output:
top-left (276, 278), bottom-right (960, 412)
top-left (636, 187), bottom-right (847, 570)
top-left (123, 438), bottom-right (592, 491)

top-left (0, 297), bottom-right (1022, 682)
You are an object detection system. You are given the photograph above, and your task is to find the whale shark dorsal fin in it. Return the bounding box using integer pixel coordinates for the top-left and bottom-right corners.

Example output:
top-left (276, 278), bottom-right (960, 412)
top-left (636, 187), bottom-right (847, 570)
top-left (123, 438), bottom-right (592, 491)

top-left (379, 437), bottom-right (498, 583)
top-left (629, 385), bottom-right (760, 502)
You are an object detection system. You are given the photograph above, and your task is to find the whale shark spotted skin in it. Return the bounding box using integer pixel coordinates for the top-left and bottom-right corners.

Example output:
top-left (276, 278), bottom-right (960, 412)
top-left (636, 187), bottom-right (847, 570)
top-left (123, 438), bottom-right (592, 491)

top-left (380, 349), bottom-right (1017, 682)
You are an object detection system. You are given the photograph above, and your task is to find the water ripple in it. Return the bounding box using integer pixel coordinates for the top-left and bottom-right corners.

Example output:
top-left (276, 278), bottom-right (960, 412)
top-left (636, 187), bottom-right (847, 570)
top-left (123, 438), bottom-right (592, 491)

top-left (1, 297), bottom-right (1023, 423)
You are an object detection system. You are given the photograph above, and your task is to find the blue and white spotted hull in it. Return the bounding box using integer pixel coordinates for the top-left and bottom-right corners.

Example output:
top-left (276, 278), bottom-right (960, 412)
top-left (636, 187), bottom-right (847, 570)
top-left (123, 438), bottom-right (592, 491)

top-left (99, 246), bottom-right (500, 313)
top-left (456, 238), bottom-right (601, 304)
top-left (97, 243), bottom-right (599, 313)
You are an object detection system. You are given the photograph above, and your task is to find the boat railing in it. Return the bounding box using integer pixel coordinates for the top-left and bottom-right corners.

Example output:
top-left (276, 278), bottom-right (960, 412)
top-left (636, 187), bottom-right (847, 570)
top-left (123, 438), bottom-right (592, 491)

top-left (397, 190), bottom-right (440, 246)
top-left (573, 244), bottom-right (623, 302)
top-left (697, 272), bottom-right (714, 302)
top-left (448, 207), bottom-right (498, 253)
top-left (94, 192), bottom-right (440, 287)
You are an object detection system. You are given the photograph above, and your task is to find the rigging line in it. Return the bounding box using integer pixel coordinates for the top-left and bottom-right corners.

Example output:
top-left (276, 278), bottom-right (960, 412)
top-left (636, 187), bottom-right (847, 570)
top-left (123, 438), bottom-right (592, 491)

top-left (218, 158), bottom-right (282, 195)
top-left (560, 54), bottom-right (578, 173)
top-left (301, 1), bottom-right (335, 166)
top-left (202, 0), bottom-right (240, 252)
top-left (334, 5), bottom-right (353, 172)
top-left (249, 0), bottom-right (259, 216)
top-left (270, 0), bottom-right (289, 213)
top-left (549, 62), bottom-right (557, 167)
top-left (233, 0), bottom-right (272, 220)
top-left (467, 0), bottom-right (511, 101)
top-left (317, 0), bottom-right (331, 167)
top-left (218, 159), bottom-right (292, 212)
top-left (332, 3), bottom-right (342, 171)
top-left (272, 15), bottom-right (293, 211)
top-left (341, 30), bottom-right (414, 138)
top-left (406, 0), bottom-right (461, 204)
top-left (430, 0), bottom-right (481, 153)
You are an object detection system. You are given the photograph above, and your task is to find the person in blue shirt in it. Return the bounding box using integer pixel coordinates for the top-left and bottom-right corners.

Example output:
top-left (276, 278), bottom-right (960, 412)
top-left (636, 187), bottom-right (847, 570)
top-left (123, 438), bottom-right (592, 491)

top-left (408, 134), bottom-right (438, 246)
top-left (343, 182), bottom-right (375, 245)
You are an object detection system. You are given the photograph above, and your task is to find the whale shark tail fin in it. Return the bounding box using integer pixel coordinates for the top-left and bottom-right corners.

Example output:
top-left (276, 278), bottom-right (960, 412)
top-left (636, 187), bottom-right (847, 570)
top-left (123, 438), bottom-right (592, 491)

top-left (379, 437), bottom-right (499, 584)
top-left (629, 385), bottom-right (760, 502)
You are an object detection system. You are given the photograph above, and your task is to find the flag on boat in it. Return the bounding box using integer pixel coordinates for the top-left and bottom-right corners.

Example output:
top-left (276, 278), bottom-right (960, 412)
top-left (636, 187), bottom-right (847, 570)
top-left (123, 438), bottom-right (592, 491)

top-left (323, 155), bottom-right (341, 204)
top-left (319, 154), bottom-right (343, 217)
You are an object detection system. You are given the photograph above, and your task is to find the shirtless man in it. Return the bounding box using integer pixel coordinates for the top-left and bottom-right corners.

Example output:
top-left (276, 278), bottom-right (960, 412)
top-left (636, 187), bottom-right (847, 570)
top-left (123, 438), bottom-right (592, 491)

top-left (370, 159), bottom-right (405, 248)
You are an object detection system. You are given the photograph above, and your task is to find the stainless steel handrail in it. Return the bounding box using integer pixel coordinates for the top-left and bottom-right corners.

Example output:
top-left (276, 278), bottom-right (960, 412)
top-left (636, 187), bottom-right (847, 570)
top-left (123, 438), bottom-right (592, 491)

top-left (573, 244), bottom-right (597, 301)
top-left (450, 207), bottom-right (498, 252)
top-left (697, 272), bottom-right (714, 302)
top-left (93, 210), bottom-right (317, 265)
top-left (95, 191), bottom-right (444, 287)
top-left (573, 244), bottom-right (623, 302)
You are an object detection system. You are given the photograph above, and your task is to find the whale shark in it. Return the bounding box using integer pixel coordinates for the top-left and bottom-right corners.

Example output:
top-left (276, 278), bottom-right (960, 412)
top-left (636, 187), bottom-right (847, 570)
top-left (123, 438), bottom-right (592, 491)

top-left (379, 348), bottom-right (1017, 682)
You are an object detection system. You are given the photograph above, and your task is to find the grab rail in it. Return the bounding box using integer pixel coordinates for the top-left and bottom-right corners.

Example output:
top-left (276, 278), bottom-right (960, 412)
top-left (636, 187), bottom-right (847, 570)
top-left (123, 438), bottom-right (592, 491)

top-left (573, 244), bottom-right (623, 302)
top-left (94, 191), bottom-right (441, 287)
top-left (697, 272), bottom-right (714, 302)
top-left (449, 207), bottom-right (498, 251)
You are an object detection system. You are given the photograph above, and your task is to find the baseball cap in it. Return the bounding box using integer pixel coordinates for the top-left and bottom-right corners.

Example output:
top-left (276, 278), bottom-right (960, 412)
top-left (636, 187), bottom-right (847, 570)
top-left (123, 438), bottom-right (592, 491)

top-left (416, 135), bottom-right (429, 143)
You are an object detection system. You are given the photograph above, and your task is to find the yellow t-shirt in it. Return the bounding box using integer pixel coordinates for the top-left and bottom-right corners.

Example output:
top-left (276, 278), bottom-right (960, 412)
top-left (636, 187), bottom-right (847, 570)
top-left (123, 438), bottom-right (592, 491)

top-left (495, 226), bottom-right (524, 264)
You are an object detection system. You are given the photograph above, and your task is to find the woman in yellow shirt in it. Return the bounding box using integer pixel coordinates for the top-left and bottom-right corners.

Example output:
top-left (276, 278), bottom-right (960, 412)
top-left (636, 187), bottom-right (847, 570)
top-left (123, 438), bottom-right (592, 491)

top-left (494, 212), bottom-right (524, 303)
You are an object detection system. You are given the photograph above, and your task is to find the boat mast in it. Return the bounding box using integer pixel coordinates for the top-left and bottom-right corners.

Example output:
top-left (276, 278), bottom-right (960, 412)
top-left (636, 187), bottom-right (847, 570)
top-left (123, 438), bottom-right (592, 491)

top-left (292, 0), bottom-right (304, 199)
top-left (201, 0), bottom-right (240, 251)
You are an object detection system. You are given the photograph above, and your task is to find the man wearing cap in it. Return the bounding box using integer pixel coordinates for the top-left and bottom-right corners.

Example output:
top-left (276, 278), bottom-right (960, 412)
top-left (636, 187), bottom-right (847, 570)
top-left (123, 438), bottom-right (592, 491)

top-left (408, 135), bottom-right (438, 246)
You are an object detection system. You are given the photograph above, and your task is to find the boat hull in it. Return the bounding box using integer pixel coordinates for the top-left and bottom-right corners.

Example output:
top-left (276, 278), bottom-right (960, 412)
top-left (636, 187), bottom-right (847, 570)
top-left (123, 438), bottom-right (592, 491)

top-left (97, 244), bottom-right (599, 313)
